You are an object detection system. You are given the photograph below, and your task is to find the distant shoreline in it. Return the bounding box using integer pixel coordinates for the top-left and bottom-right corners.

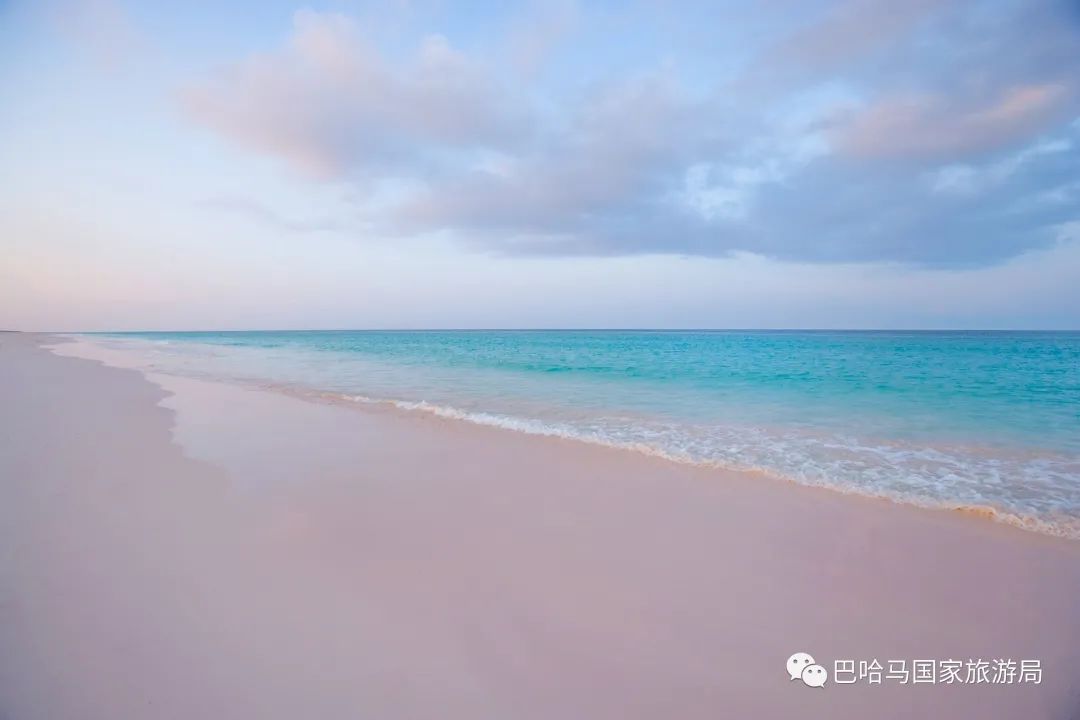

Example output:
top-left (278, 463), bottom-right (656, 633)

top-left (55, 329), bottom-right (1080, 541)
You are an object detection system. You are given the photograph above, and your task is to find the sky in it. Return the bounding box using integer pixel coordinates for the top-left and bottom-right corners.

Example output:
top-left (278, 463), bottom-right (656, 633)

top-left (1, 0), bottom-right (1079, 330)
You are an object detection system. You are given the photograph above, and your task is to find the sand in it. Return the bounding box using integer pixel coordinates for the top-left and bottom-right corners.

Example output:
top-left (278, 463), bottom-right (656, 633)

top-left (2, 331), bottom-right (1079, 719)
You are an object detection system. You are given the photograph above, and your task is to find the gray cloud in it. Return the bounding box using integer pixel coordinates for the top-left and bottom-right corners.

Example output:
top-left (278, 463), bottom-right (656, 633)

top-left (182, 2), bottom-right (1080, 266)
top-left (743, 0), bottom-right (950, 92)
top-left (742, 137), bottom-right (1080, 265)
top-left (382, 72), bottom-right (719, 239)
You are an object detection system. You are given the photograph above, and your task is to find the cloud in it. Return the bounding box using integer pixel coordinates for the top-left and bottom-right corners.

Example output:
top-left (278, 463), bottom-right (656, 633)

top-left (181, 3), bottom-right (1080, 266)
top-left (756, 0), bottom-right (1080, 163)
top-left (833, 83), bottom-right (1073, 160)
top-left (927, 138), bottom-right (1073, 196)
top-left (746, 0), bottom-right (948, 90)
top-left (182, 10), bottom-right (521, 179)
top-left (742, 126), bottom-right (1080, 265)
top-left (379, 71), bottom-right (721, 249)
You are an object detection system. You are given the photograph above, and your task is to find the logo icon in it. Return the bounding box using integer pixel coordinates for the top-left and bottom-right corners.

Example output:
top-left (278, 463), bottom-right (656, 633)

top-left (787, 652), bottom-right (828, 688)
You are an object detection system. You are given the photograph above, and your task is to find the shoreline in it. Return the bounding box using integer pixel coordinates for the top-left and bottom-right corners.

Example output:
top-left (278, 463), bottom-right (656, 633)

top-left (48, 332), bottom-right (1080, 542)
top-left (4, 331), bottom-right (1080, 718)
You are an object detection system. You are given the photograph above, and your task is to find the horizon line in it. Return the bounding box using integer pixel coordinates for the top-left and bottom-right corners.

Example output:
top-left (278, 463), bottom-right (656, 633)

top-left (26, 327), bottom-right (1080, 334)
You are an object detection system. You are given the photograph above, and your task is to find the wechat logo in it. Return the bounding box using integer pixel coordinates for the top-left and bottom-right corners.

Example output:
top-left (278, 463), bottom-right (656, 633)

top-left (787, 652), bottom-right (827, 688)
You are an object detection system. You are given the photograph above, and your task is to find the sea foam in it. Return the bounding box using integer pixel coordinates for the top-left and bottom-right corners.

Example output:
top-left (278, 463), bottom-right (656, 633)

top-left (82, 330), bottom-right (1080, 540)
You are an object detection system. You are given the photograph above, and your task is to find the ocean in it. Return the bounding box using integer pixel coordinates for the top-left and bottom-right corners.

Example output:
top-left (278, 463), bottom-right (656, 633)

top-left (87, 330), bottom-right (1080, 538)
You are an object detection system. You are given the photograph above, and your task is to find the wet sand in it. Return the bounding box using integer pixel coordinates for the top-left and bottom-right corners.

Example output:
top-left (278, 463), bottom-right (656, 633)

top-left (2, 332), bottom-right (1079, 719)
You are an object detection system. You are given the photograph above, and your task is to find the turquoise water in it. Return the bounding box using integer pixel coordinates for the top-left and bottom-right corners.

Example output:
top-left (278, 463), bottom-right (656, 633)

top-left (91, 330), bottom-right (1080, 537)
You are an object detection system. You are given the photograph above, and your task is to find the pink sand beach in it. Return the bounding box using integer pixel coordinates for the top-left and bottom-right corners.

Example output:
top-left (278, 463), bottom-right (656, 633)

top-left (2, 331), bottom-right (1079, 719)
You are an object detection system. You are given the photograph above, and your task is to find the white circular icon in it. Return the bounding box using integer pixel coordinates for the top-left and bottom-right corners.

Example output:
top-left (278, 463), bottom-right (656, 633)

top-left (802, 663), bottom-right (828, 688)
top-left (786, 652), bottom-right (815, 681)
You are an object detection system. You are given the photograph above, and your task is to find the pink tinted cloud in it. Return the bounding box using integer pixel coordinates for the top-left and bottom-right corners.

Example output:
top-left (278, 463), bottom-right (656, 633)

top-left (833, 83), bottom-right (1073, 160)
top-left (181, 10), bottom-right (519, 179)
